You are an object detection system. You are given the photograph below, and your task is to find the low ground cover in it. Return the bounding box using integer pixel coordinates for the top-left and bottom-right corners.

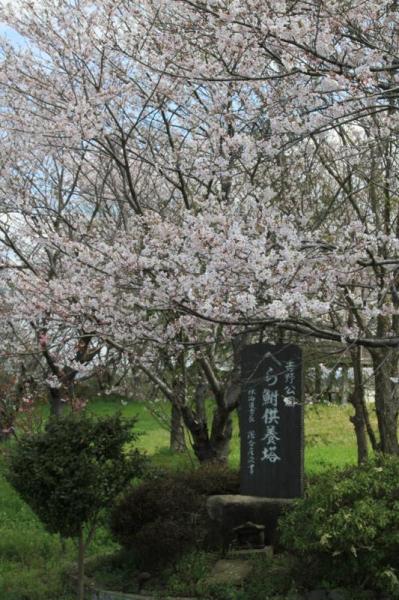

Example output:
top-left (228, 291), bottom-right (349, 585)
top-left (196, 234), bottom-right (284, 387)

top-left (0, 399), bottom-right (376, 599)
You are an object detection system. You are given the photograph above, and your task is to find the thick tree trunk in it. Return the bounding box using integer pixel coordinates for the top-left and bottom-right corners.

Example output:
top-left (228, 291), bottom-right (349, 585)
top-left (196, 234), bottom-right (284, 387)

top-left (349, 348), bottom-right (368, 464)
top-left (182, 377), bottom-right (234, 463)
top-left (192, 430), bottom-right (218, 462)
top-left (194, 379), bottom-right (208, 423)
top-left (210, 408), bottom-right (233, 463)
top-left (180, 404), bottom-right (233, 463)
top-left (170, 403), bottom-right (186, 452)
top-left (137, 354), bottom-right (235, 463)
top-left (370, 349), bottom-right (399, 454)
top-left (181, 408), bottom-right (217, 462)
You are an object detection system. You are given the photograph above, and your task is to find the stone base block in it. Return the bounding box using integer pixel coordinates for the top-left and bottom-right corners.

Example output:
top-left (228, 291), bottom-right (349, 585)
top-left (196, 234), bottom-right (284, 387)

top-left (206, 494), bottom-right (295, 549)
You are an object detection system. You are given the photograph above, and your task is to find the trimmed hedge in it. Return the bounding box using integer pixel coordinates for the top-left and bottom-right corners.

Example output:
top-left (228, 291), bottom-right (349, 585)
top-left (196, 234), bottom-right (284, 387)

top-left (110, 463), bottom-right (239, 568)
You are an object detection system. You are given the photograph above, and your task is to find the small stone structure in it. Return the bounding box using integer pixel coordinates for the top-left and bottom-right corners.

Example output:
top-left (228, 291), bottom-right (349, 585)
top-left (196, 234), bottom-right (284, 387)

top-left (206, 494), bottom-right (295, 549)
top-left (232, 521), bottom-right (265, 548)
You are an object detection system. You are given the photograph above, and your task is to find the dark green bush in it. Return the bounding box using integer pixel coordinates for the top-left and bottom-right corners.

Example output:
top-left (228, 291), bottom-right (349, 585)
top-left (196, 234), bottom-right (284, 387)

top-left (110, 477), bottom-right (199, 546)
top-left (8, 413), bottom-right (143, 539)
top-left (178, 462), bottom-right (240, 496)
top-left (110, 463), bottom-right (239, 568)
top-left (279, 456), bottom-right (399, 597)
top-left (133, 517), bottom-right (194, 568)
top-left (7, 413), bottom-right (144, 600)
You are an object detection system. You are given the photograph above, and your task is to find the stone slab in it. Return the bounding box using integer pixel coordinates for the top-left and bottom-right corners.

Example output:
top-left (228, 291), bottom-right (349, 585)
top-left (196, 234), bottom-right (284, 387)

top-left (240, 342), bottom-right (304, 498)
top-left (207, 494), bottom-right (295, 546)
top-left (91, 591), bottom-right (195, 600)
top-left (229, 545), bottom-right (273, 559)
top-left (326, 590), bottom-right (349, 600)
top-left (306, 590), bottom-right (329, 600)
top-left (92, 592), bottom-right (151, 600)
top-left (205, 559), bottom-right (253, 587)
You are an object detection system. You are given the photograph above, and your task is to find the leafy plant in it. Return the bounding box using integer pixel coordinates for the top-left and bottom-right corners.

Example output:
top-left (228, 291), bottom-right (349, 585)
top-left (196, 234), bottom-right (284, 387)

top-left (279, 456), bottom-right (399, 597)
top-left (7, 412), bottom-right (144, 600)
top-left (110, 463), bottom-right (239, 568)
top-left (164, 551), bottom-right (212, 597)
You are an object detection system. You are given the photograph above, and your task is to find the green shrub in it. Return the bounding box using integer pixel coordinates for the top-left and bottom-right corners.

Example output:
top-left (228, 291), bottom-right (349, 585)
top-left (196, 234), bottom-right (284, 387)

top-left (279, 455), bottom-right (399, 597)
top-left (110, 476), bottom-right (199, 547)
top-left (164, 551), bottom-right (212, 597)
top-left (7, 413), bottom-right (144, 600)
top-left (178, 462), bottom-right (240, 496)
top-left (110, 463), bottom-right (239, 568)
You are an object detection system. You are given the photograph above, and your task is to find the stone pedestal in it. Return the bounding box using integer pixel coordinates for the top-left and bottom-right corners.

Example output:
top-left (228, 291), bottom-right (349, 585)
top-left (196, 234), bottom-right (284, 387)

top-left (206, 494), bottom-right (295, 549)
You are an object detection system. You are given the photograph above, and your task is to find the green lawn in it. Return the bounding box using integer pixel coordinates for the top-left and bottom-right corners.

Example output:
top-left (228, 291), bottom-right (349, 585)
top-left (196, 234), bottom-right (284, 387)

top-left (0, 398), bottom-right (375, 599)
top-left (86, 397), bottom-right (363, 473)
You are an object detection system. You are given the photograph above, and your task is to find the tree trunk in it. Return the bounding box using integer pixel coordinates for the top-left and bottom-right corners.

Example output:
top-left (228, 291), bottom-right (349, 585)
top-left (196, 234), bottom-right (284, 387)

top-left (179, 402), bottom-right (233, 463)
top-left (349, 348), bottom-right (368, 464)
top-left (77, 528), bottom-right (85, 600)
top-left (0, 429), bottom-right (13, 442)
top-left (314, 363), bottom-right (322, 400)
top-left (194, 379), bottom-right (208, 423)
top-left (183, 413), bottom-right (233, 464)
top-left (48, 387), bottom-right (63, 418)
top-left (181, 407), bottom-right (217, 462)
top-left (340, 365), bottom-right (349, 404)
top-left (362, 396), bottom-right (379, 454)
top-left (170, 403), bottom-right (186, 452)
top-left (210, 408), bottom-right (233, 463)
top-left (325, 364), bottom-right (339, 403)
top-left (370, 349), bottom-right (399, 454)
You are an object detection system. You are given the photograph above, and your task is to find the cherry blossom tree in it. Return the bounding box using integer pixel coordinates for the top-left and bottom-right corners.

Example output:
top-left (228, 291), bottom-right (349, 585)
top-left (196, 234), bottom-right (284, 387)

top-left (2, 0), bottom-right (399, 458)
top-left (0, 135), bottom-right (105, 415)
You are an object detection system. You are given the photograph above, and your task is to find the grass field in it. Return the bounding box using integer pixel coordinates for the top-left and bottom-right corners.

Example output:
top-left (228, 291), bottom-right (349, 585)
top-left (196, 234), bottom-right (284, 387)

top-left (85, 397), bottom-right (362, 472)
top-left (0, 398), bottom-right (374, 599)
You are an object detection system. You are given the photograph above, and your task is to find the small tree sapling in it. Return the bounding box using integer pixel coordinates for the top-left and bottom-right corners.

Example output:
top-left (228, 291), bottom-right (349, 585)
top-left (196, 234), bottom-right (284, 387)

top-left (7, 413), bottom-right (144, 600)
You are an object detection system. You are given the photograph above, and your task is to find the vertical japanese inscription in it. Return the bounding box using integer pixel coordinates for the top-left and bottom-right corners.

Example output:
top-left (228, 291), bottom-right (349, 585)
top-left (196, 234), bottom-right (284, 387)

top-left (246, 386), bottom-right (256, 476)
top-left (240, 343), bottom-right (304, 498)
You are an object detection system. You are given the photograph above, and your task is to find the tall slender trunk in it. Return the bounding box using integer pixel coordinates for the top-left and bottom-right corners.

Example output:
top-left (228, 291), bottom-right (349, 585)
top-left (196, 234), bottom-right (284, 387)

top-left (77, 528), bottom-right (85, 600)
top-left (370, 348), bottom-right (399, 454)
top-left (340, 365), bottom-right (349, 404)
top-left (170, 403), bottom-right (186, 452)
top-left (349, 348), bottom-right (368, 464)
top-left (314, 363), bottom-right (322, 400)
top-left (325, 364), bottom-right (339, 402)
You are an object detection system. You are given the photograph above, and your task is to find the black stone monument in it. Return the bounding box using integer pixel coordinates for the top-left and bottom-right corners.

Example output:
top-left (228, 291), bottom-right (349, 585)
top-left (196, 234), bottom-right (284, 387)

top-left (239, 342), bottom-right (304, 498)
